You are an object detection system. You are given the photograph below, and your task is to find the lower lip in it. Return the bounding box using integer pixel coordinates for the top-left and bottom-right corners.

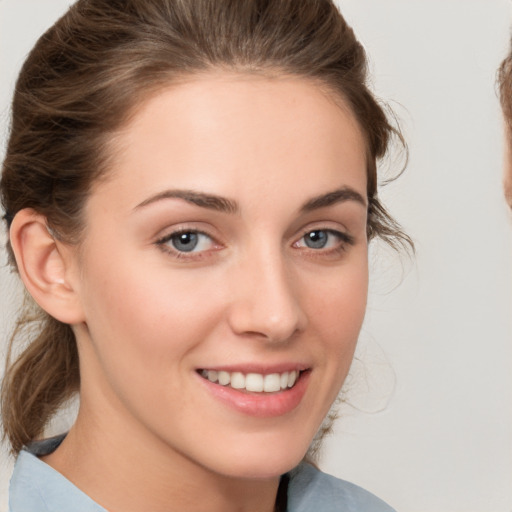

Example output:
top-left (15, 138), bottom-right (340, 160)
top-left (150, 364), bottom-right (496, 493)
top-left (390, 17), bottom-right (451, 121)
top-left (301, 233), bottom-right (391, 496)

top-left (198, 371), bottom-right (310, 418)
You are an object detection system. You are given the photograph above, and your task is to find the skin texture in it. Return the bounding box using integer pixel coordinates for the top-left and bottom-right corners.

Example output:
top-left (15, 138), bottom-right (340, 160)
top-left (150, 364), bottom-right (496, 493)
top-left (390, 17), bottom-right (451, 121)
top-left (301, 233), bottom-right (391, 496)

top-left (16, 74), bottom-right (369, 512)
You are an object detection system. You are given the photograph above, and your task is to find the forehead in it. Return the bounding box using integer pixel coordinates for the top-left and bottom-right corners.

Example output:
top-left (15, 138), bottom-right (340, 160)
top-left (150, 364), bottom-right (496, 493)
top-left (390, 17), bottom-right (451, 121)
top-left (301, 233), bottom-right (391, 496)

top-left (96, 72), bottom-right (367, 209)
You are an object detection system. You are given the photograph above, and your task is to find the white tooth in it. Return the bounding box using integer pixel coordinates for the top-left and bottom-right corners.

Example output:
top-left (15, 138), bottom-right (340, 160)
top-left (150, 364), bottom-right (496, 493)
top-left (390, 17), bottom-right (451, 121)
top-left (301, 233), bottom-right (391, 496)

top-left (218, 371), bottom-right (231, 386)
top-left (245, 373), bottom-right (264, 392)
top-left (207, 370), bottom-right (218, 383)
top-left (287, 370), bottom-right (297, 388)
top-left (230, 372), bottom-right (245, 389)
top-left (264, 374), bottom-right (281, 393)
top-left (280, 372), bottom-right (289, 390)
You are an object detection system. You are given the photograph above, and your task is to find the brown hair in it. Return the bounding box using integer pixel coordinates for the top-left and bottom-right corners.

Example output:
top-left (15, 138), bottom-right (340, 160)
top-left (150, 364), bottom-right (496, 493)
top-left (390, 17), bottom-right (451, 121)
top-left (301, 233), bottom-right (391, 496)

top-left (1, 0), bottom-right (411, 455)
top-left (499, 43), bottom-right (512, 134)
top-left (498, 41), bottom-right (512, 206)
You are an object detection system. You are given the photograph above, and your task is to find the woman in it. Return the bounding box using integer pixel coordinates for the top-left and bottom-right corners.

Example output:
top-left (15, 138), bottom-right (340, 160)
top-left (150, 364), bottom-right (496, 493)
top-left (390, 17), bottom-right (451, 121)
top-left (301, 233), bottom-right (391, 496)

top-left (1, 1), bottom-right (410, 510)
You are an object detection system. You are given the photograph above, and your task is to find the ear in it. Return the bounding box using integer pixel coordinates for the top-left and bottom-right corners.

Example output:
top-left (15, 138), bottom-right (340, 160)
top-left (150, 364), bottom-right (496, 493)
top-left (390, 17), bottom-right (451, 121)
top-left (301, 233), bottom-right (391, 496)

top-left (9, 209), bottom-right (85, 324)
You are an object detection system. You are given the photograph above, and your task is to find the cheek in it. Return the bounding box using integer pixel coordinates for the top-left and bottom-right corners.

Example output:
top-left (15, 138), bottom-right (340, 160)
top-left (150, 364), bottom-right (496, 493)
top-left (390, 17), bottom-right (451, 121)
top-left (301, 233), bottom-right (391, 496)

top-left (78, 250), bottom-right (226, 365)
top-left (306, 254), bottom-right (368, 357)
top-left (299, 255), bottom-right (368, 416)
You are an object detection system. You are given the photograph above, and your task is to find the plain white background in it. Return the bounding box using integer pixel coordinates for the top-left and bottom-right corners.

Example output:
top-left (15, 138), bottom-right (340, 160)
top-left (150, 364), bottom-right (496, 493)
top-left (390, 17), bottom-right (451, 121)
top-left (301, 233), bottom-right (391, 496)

top-left (1, 1), bottom-right (511, 511)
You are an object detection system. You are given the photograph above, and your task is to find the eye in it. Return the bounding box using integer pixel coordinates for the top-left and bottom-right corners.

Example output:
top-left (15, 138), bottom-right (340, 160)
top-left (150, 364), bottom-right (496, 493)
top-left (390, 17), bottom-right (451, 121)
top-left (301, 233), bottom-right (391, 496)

top-left (295, 229), bottom-right (353, 250)
top-left (157, 230), bottom-right (215, 254)
top-left (302, 230), bottom-right (330, 249)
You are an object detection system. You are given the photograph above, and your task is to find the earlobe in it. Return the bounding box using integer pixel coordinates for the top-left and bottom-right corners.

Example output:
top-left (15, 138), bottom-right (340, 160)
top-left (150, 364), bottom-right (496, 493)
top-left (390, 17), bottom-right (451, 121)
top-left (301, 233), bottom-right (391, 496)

top-left (9, 209), bottom-right (85, 324)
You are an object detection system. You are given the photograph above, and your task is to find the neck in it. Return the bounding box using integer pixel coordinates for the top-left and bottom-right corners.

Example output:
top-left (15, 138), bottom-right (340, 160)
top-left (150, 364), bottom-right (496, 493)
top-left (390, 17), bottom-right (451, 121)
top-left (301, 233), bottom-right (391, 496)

top-left (42, 408), bottom-right (282, 512)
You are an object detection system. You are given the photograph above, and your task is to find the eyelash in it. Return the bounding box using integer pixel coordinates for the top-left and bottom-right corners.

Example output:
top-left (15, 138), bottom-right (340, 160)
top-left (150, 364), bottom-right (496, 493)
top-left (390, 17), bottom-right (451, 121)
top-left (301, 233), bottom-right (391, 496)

top-left (155, 227), bottom-right (354, 261)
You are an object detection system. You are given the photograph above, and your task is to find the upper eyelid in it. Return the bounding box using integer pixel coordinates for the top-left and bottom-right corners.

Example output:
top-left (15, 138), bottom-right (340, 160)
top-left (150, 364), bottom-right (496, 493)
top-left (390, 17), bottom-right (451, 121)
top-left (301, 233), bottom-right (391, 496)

top-left (154, 224), bottom-right (218, 242)
top-left (294, 223), bottom-right (354, 241)
top-left (156, 227), bottom-right (209, 240)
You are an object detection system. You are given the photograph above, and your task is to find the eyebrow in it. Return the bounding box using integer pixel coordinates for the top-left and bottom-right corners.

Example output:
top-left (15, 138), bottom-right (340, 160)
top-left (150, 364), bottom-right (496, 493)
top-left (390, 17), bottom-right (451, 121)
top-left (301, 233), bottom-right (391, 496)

top-left (134, 185), bottom-right (366, 214)
top-left (134, 189), bottom-right (239, 214)
top-left (300, 187), bottom-right (367, 212)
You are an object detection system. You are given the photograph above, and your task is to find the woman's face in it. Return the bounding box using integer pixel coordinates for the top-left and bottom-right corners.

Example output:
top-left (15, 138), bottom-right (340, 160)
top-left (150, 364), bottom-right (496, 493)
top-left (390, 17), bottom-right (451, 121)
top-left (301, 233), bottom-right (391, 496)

top-left (70, 73), bottom-right (369, 479)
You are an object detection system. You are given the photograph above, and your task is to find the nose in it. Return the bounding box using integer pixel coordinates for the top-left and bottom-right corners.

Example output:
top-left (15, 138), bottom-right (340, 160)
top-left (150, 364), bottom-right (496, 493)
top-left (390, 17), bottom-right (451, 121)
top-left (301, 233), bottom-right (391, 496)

top-left (226, 247), bottom-right (307, 343)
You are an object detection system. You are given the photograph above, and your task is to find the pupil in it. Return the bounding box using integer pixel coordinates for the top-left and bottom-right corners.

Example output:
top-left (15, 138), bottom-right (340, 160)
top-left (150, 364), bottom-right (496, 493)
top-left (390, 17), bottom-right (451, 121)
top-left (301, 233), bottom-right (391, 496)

top-left (306, 230), bottom-right (327, 249)
top-left (172, 232), bottom-right (198, 252)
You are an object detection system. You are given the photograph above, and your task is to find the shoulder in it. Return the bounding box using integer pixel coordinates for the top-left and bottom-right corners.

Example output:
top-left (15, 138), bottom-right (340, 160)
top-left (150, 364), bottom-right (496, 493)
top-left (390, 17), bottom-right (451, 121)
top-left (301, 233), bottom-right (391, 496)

top-left (287, 462), bottom-right (396, 512)
top-left (9, 436), bottom-right (106, 512)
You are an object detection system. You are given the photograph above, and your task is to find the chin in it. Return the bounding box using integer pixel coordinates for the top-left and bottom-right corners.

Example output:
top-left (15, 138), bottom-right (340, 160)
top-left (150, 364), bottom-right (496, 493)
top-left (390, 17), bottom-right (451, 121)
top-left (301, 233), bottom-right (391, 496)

top-left (207, 438), bottom-right (311, 480)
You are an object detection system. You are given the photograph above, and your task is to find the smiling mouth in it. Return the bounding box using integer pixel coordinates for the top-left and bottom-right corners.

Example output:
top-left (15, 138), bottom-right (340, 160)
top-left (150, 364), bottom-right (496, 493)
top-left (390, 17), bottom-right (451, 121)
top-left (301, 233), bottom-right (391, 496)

top-left (198, 369), bottom-right (304, 393)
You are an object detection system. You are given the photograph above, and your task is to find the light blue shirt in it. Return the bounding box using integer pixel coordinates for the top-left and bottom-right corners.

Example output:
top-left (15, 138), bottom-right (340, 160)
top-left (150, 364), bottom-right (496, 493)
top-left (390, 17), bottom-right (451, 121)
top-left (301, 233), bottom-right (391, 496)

top-left (9, 437), bottom-right (396, 511)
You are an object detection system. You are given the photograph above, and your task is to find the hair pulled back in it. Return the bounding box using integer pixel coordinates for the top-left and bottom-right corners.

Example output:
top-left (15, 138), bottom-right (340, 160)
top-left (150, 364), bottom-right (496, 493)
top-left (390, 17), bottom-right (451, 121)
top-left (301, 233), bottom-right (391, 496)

top-left (1, 0), bottom-right (410, 454)
top-left (498, 43), bottom-right (512, 206)
top-left (499, 43), bottom-right (512, 133)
